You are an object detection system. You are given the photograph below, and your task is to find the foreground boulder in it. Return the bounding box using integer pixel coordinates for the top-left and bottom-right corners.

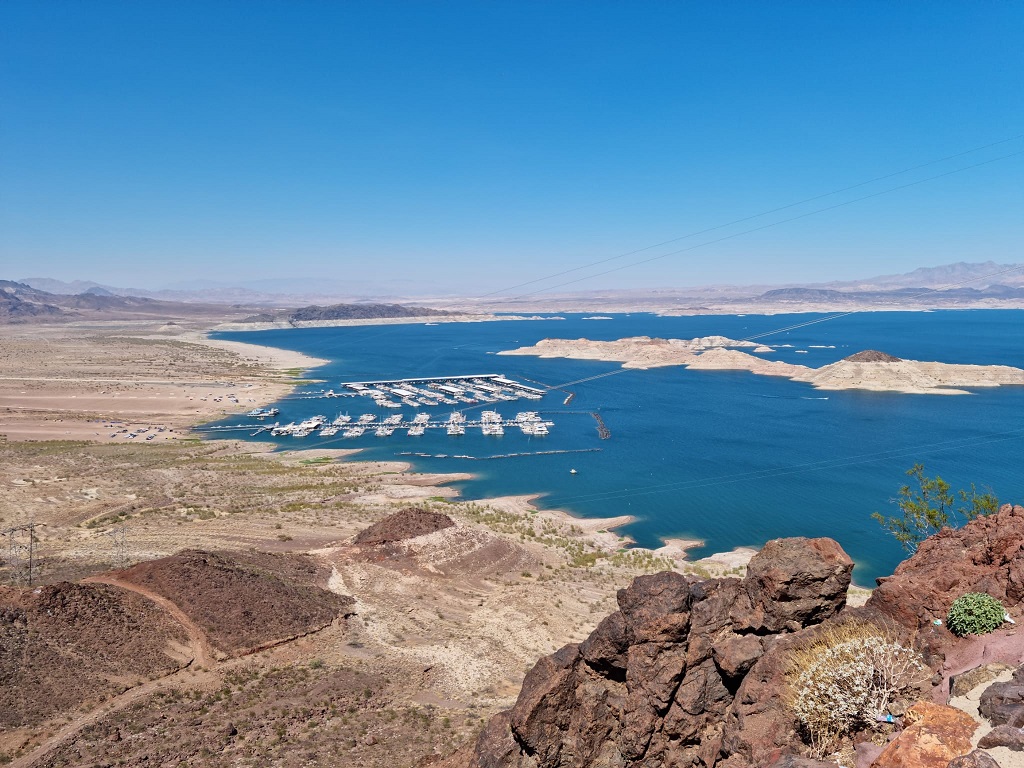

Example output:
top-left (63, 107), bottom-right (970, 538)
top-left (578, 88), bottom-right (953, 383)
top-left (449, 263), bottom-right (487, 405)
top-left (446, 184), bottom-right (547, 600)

top-left (463, 537), bottom-right (853, 767)
top-left (868, 701), bottom-right (976, 768)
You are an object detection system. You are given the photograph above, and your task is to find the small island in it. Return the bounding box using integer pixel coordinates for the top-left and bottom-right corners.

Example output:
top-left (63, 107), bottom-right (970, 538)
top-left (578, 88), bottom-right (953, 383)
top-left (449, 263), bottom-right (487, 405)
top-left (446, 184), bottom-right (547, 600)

top-left (498, 336), bottom-right (1024, 395)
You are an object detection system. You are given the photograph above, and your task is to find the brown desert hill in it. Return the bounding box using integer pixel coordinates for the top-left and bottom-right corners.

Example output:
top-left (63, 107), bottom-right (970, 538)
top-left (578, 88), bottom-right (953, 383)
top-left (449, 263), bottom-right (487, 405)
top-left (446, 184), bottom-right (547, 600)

top-left (0, 582), bottom-right (189, 728)
top-left (346, 507), bottom-right (539, 579)
top-left (352, 506), bottom-right (456, 546)
top-left (450, 505), bottom-right (1024, 768)
top-left (110, 549), bottom-right (354, 656)
top-left (843, 350), bottom-right (903, 363)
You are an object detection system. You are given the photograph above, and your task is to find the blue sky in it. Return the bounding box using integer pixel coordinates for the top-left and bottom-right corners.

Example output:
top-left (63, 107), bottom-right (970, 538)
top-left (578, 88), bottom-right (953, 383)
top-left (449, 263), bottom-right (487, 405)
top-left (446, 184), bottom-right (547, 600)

top-left (2, 2), bottom-right (1022, 296)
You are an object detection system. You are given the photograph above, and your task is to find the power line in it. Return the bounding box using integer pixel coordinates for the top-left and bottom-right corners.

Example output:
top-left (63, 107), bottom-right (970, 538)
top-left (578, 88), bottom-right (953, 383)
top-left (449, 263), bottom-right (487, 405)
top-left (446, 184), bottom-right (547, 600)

top-left (540, 429), bottom-right (1024, 508)
top-left (548, 260), bottom-right (1024, 389)
top-left (499, 148), bottom-right (1024, 301)
top-left (478, 133), bottom-right (1024, 299)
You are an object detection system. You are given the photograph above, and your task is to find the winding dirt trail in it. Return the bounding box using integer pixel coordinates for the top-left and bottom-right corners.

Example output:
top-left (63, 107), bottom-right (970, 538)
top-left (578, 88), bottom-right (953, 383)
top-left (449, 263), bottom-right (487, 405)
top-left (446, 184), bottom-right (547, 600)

top-left (9, 575), bottom-right (346, 768)
top-left (82, 574), bottom-right (221, 667)
top-left (6, 664), bottom-right (219, 768)
top-left (7, 577), bottom-right (222, 768)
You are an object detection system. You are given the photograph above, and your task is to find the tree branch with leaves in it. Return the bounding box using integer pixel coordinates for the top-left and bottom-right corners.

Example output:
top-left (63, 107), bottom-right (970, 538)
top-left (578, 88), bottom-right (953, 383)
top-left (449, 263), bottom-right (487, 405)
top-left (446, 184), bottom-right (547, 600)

top-left (872, 464), bottom-right (999, 552)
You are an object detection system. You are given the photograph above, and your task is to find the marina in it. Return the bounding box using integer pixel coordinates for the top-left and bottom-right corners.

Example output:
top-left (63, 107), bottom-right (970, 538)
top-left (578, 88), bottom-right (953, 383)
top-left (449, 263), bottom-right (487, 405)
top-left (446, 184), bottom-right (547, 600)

top-left (195, 409), bottom-right (554, 439)
top-left (339, 373), bottom-right (546, 408)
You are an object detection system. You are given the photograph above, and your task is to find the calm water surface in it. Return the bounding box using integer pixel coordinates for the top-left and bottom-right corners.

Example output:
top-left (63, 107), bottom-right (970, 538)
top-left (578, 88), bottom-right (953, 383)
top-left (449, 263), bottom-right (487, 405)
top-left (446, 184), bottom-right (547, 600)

top-left (210, 310), bottom-right (1024, 586)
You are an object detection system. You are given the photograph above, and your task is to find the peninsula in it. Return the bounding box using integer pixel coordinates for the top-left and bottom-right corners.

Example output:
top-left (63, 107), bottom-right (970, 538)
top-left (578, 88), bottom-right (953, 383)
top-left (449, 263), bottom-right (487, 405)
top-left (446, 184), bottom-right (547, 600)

top-left (498, 336), bottom-right (1024, 395)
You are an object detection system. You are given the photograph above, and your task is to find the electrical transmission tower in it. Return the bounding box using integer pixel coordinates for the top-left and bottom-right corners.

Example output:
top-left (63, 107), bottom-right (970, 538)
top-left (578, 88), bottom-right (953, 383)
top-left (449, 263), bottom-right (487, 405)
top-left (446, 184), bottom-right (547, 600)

top-left (2, 520), bottom-right (41, 586)
top-left (105, 524), bottom-right (129, 569)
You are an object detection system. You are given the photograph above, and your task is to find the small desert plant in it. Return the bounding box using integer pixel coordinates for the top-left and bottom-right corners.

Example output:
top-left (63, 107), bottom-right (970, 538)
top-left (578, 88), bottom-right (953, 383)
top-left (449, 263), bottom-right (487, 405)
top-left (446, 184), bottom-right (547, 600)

top-left (946, 593), bottom-right (1005, 637)
top-left (786, 620), bottom-right (925, 757)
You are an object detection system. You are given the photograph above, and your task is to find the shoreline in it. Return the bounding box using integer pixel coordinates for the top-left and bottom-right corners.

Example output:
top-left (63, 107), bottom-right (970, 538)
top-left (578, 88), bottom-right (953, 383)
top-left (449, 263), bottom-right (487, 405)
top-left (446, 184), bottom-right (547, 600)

top-left (184, 328), bottom-right (874, 582)
top-left (211, 313), bottom-right (565, 332)
top-left (181, 330), bottom-right (329, 371)
top-left (0, 319), bottom-right (871, 585)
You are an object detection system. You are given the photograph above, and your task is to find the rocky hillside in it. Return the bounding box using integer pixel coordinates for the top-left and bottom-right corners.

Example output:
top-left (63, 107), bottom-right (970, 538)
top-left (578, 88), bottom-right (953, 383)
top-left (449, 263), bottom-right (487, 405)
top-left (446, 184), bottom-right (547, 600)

top-left (0, 582), bottom-right (189, 728)
top-left (113, 549), bottom-right (354, 655)
top-left (451, 505), bottom-right (1024, 768)
top-left (242, 302), bottom-right (453, 323)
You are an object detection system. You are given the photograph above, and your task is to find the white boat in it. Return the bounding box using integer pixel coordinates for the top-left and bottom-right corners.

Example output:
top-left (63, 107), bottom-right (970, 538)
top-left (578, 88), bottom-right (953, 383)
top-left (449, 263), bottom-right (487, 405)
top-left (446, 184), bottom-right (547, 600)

top-left (343, 426), bottom-right (365, 437)
top-left (358, 414), bottom-right (376, 424)
top-left (413, 413), bottom-right (430, 424)
top-left (447, 411), bottom-right (466, 423)
top-left (482, 423), bottom-right (504, 436)
top-left (481, 410), bottom-right (501, 422)
top-left (319, 425), bottom-right (340, 436)
top-left (384, 414), bottom-right (403, 425)
top-left (447, 422), bottom-right (465, 435)
top-left (375, 426), bottom-right (394, 437)
top-left (246, 407), bottom-right (280, 418)
top-left (408, 425), bottom-right (426, 436)
top-left (332, 414), bottom-right (352, 426)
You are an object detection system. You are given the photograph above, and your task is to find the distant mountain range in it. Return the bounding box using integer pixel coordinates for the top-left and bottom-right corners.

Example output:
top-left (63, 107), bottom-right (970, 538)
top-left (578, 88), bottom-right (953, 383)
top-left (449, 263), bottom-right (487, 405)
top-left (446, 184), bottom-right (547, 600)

top-left (14, 261), bottom-right (1024, 310)
top-left (0, 279), bottom-right (455, 325)
top-left (16, 276), bottom-right (449, 307)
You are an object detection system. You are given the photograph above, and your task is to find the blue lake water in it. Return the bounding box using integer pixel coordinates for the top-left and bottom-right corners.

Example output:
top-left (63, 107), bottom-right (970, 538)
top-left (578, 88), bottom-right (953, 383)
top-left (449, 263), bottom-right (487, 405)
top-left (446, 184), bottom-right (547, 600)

top-left (210, 310), bottom-right (1024, 586)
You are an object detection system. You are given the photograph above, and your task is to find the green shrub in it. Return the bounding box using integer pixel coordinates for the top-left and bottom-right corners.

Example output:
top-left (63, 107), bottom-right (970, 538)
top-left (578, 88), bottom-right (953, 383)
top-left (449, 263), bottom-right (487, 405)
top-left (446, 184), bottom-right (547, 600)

top-left (946, 593), bottom-right (1005, 637)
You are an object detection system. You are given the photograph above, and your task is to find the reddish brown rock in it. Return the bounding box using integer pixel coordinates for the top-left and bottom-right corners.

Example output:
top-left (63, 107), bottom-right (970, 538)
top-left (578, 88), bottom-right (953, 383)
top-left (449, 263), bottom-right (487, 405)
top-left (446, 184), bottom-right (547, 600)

top-left (466, 537), bottom-right (854, 768)
top-left (870, 702), bottom-right (976, 768)
top-left (454, 507), bottom-right (1024, 768)
top-left (946, 751), bottom-right (1000, 768)
top-left (736, 537), bottom-right (853, 633)
top-left (353, 507), bottom-right (454, 546)
top-left (978, 665), bottom-right (1024, 727)
top-left (845, 350), bottom-right (902, 363)
top-left (867, 505), bottom-right (1024, 635)
top-left (977, 723), bottom-right (1024, 750)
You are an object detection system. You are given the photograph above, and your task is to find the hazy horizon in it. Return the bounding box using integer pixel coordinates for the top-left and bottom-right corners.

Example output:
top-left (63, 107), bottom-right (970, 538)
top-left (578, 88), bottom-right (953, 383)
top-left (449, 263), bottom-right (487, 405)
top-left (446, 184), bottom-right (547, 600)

top-left (2, 3), bottom-right (1022, 296)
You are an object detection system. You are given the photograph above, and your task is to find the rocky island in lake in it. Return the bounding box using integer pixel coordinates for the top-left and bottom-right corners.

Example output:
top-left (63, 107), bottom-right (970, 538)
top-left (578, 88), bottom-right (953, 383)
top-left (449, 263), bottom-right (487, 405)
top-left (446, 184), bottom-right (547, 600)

top-left (498, 336), bottom-right (1024, 395)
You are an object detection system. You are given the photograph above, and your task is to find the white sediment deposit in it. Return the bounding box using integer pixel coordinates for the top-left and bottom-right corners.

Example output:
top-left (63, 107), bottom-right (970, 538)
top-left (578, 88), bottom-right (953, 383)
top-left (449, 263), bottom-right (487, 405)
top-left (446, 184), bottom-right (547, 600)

top-left (499, 337), bottom-right (1024, 395)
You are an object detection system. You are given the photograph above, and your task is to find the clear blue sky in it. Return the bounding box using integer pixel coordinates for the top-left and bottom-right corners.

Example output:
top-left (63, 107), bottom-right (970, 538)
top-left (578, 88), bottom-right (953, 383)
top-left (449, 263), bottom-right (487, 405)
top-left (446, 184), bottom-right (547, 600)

top-left (2, 2), bottom-right (1022, 295)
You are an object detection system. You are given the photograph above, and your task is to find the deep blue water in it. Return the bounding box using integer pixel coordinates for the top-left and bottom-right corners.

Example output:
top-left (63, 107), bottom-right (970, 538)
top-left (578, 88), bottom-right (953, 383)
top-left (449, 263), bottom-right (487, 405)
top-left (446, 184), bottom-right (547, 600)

top-left (209, 311), bottom-right (1024, 586)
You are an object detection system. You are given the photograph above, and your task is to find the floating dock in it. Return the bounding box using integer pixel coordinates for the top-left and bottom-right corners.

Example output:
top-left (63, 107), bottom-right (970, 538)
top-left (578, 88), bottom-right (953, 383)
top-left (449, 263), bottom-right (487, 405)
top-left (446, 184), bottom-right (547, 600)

top-left (339, 374), bottom-right (547, 409)
top-left (196, 410), bottom-right (554, 440)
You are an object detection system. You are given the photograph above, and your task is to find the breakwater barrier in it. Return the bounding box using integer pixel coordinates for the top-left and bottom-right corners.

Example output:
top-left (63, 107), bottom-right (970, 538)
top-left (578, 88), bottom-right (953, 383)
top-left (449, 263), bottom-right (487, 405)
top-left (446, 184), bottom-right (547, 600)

top-left (396, 448), bottom-right (601, 461)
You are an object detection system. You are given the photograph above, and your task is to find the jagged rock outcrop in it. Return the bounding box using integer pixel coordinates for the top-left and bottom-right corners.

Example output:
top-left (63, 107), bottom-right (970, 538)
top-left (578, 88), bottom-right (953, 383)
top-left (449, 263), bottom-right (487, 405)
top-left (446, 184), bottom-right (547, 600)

top-left (457, 506), bottom-right (1024, 768)
top-left (866, 504), bottom-right (1024, 664)
top-left (463, 537), bottom-right (853, 768)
